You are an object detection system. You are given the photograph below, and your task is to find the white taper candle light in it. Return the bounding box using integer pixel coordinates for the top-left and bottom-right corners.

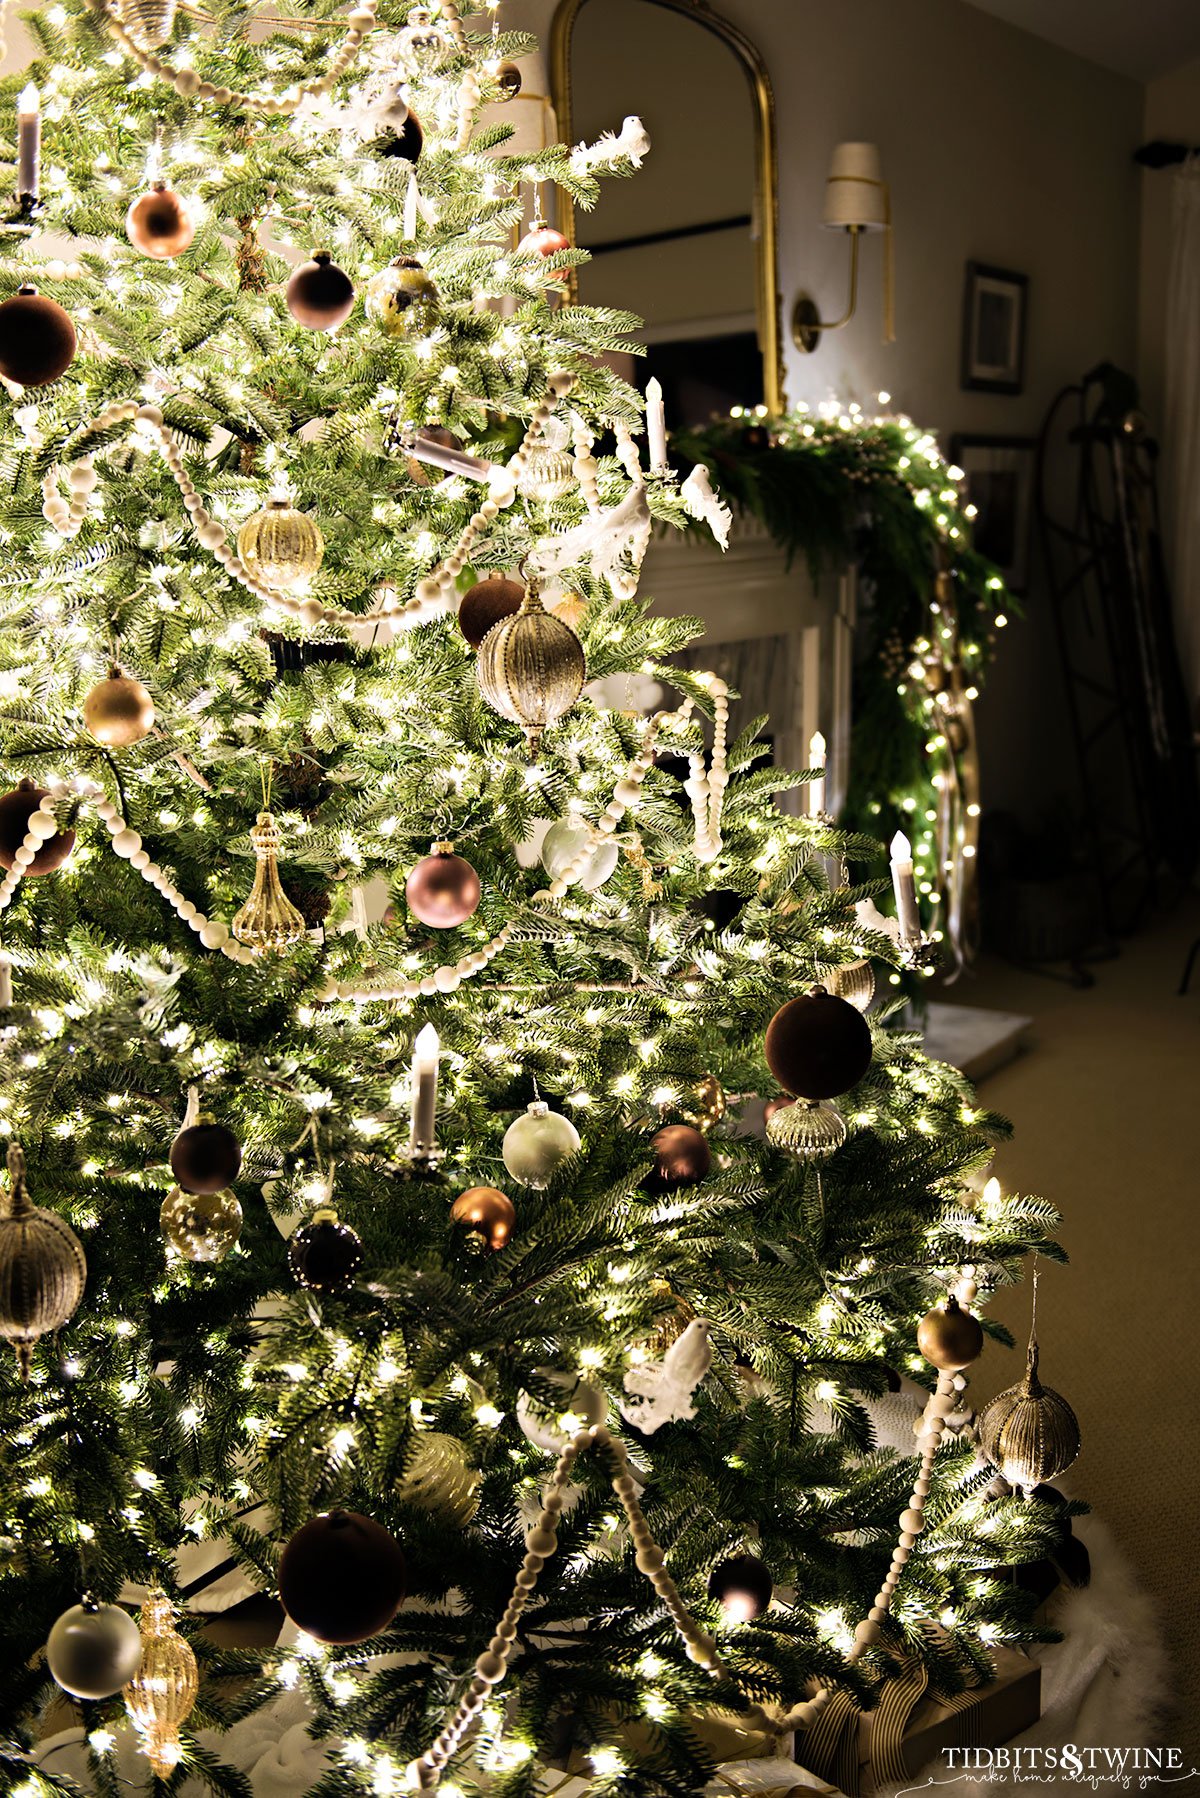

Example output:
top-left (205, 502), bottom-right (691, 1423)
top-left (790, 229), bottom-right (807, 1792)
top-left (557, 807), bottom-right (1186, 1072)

top-left (17, 84), bottom-right (40, 200)
top-left (890, 830), bottom-right (921, 944)
top-left (0, 951), bottom-right (11, 1010)
top-left (409, 1022), bottom-right (440, 1157)
top-left (404, 169), bottom-right (418, 242)
top-left (808, 730), bottom-right (826, 817)
top-left (645, 376), bottom-right (668, 473)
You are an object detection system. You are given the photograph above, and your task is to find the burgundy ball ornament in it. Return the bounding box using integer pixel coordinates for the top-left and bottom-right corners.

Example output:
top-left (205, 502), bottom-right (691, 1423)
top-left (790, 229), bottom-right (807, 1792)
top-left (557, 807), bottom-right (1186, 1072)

top-left (518, 216), bottom-right (570, 281)
top-left (47, 1599), bottom-right (143, 1699)
top-left (764, 988), bottom-right (872, 1101)
top-left (644, 1124), bottom-right (711, 1194)
top-left (405, 842), bottom-right (481, 929)
top-left (278, 1509), bottom-right (407, 1645)
top-left (0, 779), bottom-right (75, 875)
top-left (917, 1293), bottom-right (985, 1371)
top-left (707, 1553), bottom-right (773, 1622)
top-left (289, 1209), bottom-right (363, 1293)
top-left (169, 1117), bottom-right (242, 1195)
top-left (0, 284), bottom-right (76, 387)
top-left (286, 251), bottom-right (355, 331)
top-left (125, 181), bottom-right (194, 259)
top-left (458, 574), bottom-right (524, 650)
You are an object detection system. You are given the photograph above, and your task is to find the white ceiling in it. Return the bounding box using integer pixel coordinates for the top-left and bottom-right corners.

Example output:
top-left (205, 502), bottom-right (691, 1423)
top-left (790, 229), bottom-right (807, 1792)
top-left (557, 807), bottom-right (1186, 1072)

top-left (962, 0), bottom-right (1200, 81)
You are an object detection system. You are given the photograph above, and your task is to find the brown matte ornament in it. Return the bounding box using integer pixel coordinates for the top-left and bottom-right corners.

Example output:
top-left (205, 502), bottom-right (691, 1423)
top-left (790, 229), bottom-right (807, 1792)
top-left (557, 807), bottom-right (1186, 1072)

top-left (160, 1185), bottom-right (242, 1263)
top-left (0, 285), bottom-right (76, 387)
top-left (170, 1118), bottom-right (241, 1195)
top-left (405, 843), bottom-right (481, 929)
top-left (917, 1292), bottom-right (985, 1371)
top-left (475, 579), bottom-right (585, 755)
top-left (450, 1185), bottom-right (515, 1251)
top-left (645, 1124), bottom-right (711, 1193)
top-left (286, 251), bottom-right (355, 331)
top-left (288, 1208), bottom-right (363, 1292)
top-left (83, 667), bottom-right (155, 747)
top-left (458, 575), bottom-right (524, 649)
top-left (125, 182), bottom-right (194, 260)
top-left (0, 1145), bottom-right (86, 1379)
top-left (0, 780), bottom-right (75, 875)
top-left (278, 1509), bottom-right (406, 1645)
top-left (763, 987), bottom-right (873, 1100)
top-left (383, 106), bottom-right (424, 162)
top-left (492, 57), bottom-right (522, 99)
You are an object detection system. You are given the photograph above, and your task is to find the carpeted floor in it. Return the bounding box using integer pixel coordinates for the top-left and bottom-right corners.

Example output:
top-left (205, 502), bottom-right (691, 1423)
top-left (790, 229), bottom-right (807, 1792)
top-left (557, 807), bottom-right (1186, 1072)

top-left (937, 898), bottom-right (1200, 1764)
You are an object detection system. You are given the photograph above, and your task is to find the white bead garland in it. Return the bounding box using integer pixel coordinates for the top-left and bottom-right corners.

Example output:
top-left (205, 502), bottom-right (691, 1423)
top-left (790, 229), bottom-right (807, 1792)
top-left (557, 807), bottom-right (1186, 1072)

top-left (571, 410), bottom-right (603, 517)
top-left (90, 0), bottom-right (377, 113)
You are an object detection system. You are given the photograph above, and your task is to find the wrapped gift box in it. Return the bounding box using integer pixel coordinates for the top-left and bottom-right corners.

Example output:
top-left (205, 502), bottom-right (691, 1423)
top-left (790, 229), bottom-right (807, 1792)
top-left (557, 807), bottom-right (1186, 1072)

top-left (854, 1647), bottom-right (1040, 1790)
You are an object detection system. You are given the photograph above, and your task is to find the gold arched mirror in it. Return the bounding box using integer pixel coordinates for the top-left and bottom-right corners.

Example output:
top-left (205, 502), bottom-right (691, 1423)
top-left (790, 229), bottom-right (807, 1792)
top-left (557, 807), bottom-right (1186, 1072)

top-left (550, 0), bottom-right (784, 420)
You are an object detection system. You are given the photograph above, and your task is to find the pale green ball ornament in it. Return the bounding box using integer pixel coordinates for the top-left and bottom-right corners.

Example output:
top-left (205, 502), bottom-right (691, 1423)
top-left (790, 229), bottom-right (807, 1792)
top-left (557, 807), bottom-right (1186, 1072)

top-left (365, 254), bottom-right (439, 341)
top-left (540, 817), bottom-right (619, 893)
top-left (502, 1099), bottom-right (580, 1189)
top-left (396, 1431), bottom-right (481, 1525)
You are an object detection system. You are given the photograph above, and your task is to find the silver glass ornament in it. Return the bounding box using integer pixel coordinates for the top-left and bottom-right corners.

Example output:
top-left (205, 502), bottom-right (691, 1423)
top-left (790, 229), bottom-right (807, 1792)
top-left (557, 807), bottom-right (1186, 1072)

top-left (502, 1100), bottom-right (581, 1189)
top-left (766, 1098), bottom-right (847, 1160)
top-left (824, 958), bottom-right (875, 1012)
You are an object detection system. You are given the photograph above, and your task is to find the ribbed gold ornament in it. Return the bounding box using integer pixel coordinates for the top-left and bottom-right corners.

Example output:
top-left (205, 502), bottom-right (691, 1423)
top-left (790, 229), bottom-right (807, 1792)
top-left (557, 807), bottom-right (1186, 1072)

top-left (396, 1431), bottom-right (481, 1525)
top-left (516, 444), bottom-right (575, 503)
top-left (765, 1097), bottom-right (847, 1160)
top-left (978, 1331), bottom-right (1081, 1495)
top-left (475, 578), bottom-right (585, 756)
top-left (232, 812), bottom-right (307, 955)
top-left (236, 498), bottom-right (324, 590)
top-left (687, 1074), bottom-right (727, 1134)
top-left (0, 1144), bottom-right (86, 1379)
top-left (119, 0), bottom-right (175, 45)
top-left (824, 959), bottom-right (875, 1012)
top-left (124, 1588), bottom-right (199, 1779)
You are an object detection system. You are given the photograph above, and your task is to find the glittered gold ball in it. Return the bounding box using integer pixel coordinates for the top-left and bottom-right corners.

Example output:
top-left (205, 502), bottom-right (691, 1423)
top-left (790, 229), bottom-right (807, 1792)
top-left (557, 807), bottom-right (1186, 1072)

top-left (365, 255), bottom-right (439, 340)
top-left (83, 669), bottom-right (155, 747)
top-left (125, 182), bottom-right (194, 260)
top-left (476, 589), bottom-right (584, 754)
top-left (450, 1186), bottom-right (515, 1251)
top-left (396, 1431), bottom-right (481, 1524)
top-left (236, 499), bottom-right (324, 590)
top-left (917, 1293), bottom-right (984, 1370)
top-left (688, 1074), bottom-right (727, 1132)
top-left (160, 1185), bottom-right (242, 1263)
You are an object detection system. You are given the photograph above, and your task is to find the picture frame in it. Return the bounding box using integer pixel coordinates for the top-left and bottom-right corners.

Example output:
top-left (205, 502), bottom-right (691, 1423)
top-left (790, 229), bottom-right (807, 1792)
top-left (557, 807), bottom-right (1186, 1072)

top-left (960, 261), bottom-right (1028, 394)
top-left (950, 433), bottom-right (1037, 594)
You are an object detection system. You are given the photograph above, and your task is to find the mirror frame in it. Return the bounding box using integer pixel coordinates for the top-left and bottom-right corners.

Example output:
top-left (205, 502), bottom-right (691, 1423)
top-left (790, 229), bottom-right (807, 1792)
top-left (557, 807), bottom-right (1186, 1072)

top-left (549, 0), bottom-right (785, 417)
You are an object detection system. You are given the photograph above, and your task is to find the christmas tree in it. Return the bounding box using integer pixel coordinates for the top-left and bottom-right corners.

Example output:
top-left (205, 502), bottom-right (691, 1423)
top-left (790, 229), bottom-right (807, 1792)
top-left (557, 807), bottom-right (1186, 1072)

top-left (0, 3), bottom-right (1079, 1793)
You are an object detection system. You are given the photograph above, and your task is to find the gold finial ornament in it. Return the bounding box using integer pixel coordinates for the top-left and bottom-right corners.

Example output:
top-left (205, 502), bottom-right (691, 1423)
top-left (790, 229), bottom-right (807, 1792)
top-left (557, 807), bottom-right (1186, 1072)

top-left (475, 576), bottom-right (585, 757)
top-left (0, 1143), bottom-right (86, 1379)
top-left (232, 812), bottom-right (307, 954)
top-left (124, 1588), bottom-right (199, 1778)
top-left (978, 1288), bottom-right (1081, 1496)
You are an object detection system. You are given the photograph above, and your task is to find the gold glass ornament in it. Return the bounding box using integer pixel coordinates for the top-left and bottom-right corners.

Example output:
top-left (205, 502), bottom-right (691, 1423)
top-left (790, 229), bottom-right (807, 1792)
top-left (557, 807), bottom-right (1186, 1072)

top-left (396, 1431), bottom-right (481, 1525)
top-left (160, 1185), bottom-right (243, 1263)
top-left (83, 665), bottom-right (156, 748)
top-left (118, 0), bottom-right (175, 45)
top-left (236, 498), bottom-right (324, 590)
top-left (824, 958), bottom-right (875, 1012)
top-left (123, 1588), bottom-right (199, 1779)
top-left (365, 255), bottom-right (439, 341)
top-left (232, 812), bottom-right (307, 955)
top-left (516, 443), bottom-right (575, 503)
top-left (475, 577), bottom-right (585, 756)
top-left (978, 1323), bottom-right (1081, 1496)
top-left (0, 1144), bottom-right (86, 1379)
top-left (687, 1074), bottom-right (727, 1134)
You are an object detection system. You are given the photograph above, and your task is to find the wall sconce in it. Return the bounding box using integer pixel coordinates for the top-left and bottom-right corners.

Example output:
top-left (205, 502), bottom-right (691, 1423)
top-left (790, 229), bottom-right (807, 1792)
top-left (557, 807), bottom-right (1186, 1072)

top-left (792, 142), bottom-right (894, 354)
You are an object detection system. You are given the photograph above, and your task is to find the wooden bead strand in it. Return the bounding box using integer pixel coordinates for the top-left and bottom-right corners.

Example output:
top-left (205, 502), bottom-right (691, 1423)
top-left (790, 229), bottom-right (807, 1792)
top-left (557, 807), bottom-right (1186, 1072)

top-left (0, 794), bottom-right (63, 915)
top-left (570, 410), bottom-right (604, 517)
top-left (89, 0), bottom-right (378, 113)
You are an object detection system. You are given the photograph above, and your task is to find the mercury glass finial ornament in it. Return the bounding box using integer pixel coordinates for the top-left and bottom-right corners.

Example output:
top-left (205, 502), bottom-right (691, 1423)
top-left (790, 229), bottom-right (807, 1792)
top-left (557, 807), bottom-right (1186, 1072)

top-left (0, 1143), bottom-right (86, 1378)
top-left (118, 0), bottom-right (175, 46)
top-left (232, 812), bottom-right (307, 955)
top-left (824, 959), bottom-right (875, 1011)
top-left (766, 1097), bottom-right (847, 1160)
top-left (978, 1272), bottom-right (1080, 1495)
top-left (516, 417), bottom-right (575, 502)
top-left (396, 4), bottom-right (452, 74)
top-left (123, 1588), bottom-right (198, 1780)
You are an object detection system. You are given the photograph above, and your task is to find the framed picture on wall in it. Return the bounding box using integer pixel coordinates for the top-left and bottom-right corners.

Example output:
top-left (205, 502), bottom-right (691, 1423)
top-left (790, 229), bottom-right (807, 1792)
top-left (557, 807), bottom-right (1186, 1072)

top-left (961, 262), bottom-right (1028, 394)
top-left (950, 434), bottom-right (1036, 594)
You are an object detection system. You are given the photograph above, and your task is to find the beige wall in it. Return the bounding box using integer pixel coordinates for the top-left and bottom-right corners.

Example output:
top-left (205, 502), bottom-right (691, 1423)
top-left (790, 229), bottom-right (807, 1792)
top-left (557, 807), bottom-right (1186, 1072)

top-left (1138, 55), bottom-right (1200, 428)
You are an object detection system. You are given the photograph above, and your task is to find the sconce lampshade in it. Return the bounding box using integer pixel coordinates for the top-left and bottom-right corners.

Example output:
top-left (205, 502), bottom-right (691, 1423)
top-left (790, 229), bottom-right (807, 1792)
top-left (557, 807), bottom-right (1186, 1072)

top-left (822, 141), bottom-right (888, 231)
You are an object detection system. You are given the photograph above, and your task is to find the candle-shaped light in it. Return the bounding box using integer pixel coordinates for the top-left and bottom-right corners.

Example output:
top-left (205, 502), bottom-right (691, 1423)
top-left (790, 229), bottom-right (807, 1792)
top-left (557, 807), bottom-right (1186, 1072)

top-left (808, 730), bottom-right (826, 817)
top-left (17, 84), bottom-right (40, 201)
top-left (409, 1022), bottom-right (440, 1159)
top-left (645, 376), bottom-right (668, 473)
top-left (890, 830), bottom-right (922, 944)
top-left (0, 951), bottom-right (11, 1010)
top-left (403, 169), bottom-right (418, 242)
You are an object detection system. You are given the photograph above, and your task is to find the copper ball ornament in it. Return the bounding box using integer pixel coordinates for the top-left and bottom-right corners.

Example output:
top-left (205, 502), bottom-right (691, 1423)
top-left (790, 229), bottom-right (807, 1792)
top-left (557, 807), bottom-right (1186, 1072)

top-left (83, 667), bottom-right (155, 747)
top-left (457, 574), bottom-right (523, 649)
top-left (286, 251), bottom-right (355, 331)
top-left (763, 988), bottom-right (873, 1101)
top-left (0, 284), bottom-right (76, 387)
top-left (365, 254), bottom-right (438, 340)
top-left (645, 1124), bottom-right (711, 1194)
top-left (288, 1209), bottom-right (363, 1293)
top-left (169, 1118), bottom-right (241, 1196)
top-left (917, 1293), bottom-right (985, 1371)
top-left (707, 1553), bottom-right (773, 1622)
top-left (125, 181), bottom-right (194, 260)
top-left (0, 780), bottom-right (75, 875)
top-left (405, 844), bottom-right (481, 929)
top-left (518, 218), bottom-right (570, 281)
top-left (450, 1185), bottom-right (515, 1251)
top-left (160, 1185), bottom-right (243, 1263)
top-left (491, 57), bottom-right (522, 99)
top-left (278, 1509), bottom-right (406, 1646)
top-left (47, 1600), bottom-right (143, 1700)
